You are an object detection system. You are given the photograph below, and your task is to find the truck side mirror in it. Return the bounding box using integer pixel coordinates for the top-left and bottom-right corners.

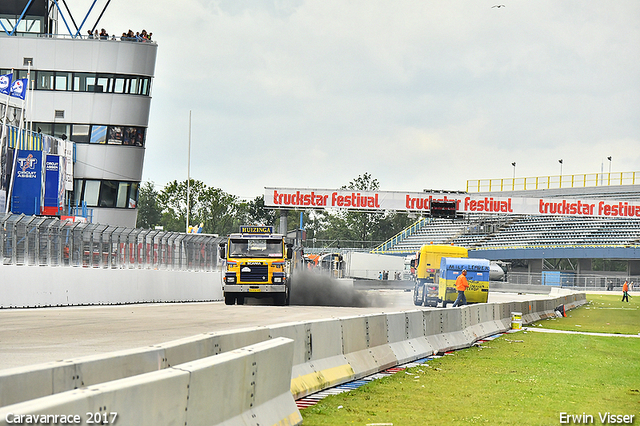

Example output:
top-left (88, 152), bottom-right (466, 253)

top-left (286, 244), bottom-right (293, 260)
top-left (219, 243), bottom-right (226, 259)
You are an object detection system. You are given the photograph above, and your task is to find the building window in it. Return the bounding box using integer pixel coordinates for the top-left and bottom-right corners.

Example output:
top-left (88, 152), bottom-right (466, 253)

top-left (37, 71), bottom-right (54, 90)
top-left (33, 122), bottom-right (146, 147)
top-left (117, 182), bottom-right (130, 208)
top-left (70, 124), bottom-right (90, 143)
top-left (90, 125), bottom-right (107, 144)
top-left (55, 72), bottom-right (72, 91)
top-left (73, 179), bottom-right (140, 209)
top-left (100, 180), bottom-right (119, 208)
top-left (83, 180), bottom-right (101, 207)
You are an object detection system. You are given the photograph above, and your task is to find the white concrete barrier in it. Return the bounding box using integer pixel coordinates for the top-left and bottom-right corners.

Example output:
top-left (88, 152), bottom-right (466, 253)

top-left (0, 338), bottom-right (301, 426)
top-left (0, 265), bottom-right (222, 308)
top-left (340, 316), bottom-right (380, 378)
top-left (0, 346), bottom-right (166, 407)
top-left (283, 319), bottom-right (353, 399)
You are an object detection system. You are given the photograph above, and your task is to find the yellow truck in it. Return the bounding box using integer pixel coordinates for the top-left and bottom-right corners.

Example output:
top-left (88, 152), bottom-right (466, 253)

top-left (219, 226), bottom-right (293, 306)
top-left (412, 244), bottom-right (468, 307)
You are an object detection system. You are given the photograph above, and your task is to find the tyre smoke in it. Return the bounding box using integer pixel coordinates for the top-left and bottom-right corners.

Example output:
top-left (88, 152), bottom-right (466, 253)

top-left (289, 271), bottom-right (385, 307)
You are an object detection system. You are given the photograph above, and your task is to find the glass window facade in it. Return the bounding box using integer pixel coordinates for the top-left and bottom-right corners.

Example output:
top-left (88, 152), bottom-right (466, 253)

top-left (33, 122), bottom-right (146, 147)
top-left (73, 179), bottom-right (140, 209)
top-left (0, 69), bottom-right (152, 96)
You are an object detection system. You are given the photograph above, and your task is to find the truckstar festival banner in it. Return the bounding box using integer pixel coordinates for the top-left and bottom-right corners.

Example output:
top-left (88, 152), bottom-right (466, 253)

top-left (264, 187), bottom-right (640, 219)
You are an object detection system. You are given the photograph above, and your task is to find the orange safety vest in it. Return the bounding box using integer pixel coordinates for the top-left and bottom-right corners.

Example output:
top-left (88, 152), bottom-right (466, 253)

top-left (623, 282), bottom-right (628, 292)
top-left (455, 274), bottom-right (469, 291)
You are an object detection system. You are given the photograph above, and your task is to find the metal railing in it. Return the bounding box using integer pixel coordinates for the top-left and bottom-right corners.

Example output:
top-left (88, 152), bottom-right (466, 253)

top-left (507, 272), bottom-right (637, 289)
top-left (1, 214), bottom-right (223, 271)
top-left (370, 217), bottom-right (429, 254)
top-left (467, 171), bottom-right (639, 193)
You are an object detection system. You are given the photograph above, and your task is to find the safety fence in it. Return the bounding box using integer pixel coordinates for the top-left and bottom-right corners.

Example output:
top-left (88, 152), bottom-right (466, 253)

top-left (0, 214), bottom-right (223, 271)
top-left (467, 171), bottom-right (639, 193)
top-left (507, 271), bottom-right (638, 289)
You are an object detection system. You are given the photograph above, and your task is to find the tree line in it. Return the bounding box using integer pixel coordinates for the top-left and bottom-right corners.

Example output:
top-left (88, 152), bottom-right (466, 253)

top-left (137, 173), bottom-right (415, 249)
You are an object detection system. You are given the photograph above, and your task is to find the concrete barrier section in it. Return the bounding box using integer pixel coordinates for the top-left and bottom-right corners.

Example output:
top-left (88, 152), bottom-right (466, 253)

top-left (181, 338), bottom-right (301, 426)
top-left (437, 308), bottom-right (469, 351)
top-left (0, 266), bottom-right (222, 308)
top-left (0, 367), bottom-right (191, 426)
top-left (287, 319), bottom-right (352, 399)
top-left (340, 316), bottom-right (380, 378)
top-left (365, 314), bottom-right (398, 372)
top-left (0, 346), bottom-right (166, 407)
top-left (159, 327), bottom-right (271, 367)
top-left (404, 310), bottom-right (434, 360)
top-left (387, 312), bottom-right (419, 364)
top-left (0, 339), bottom-right (301, 426)
top-left (423, 310), bottom-right (449, 353)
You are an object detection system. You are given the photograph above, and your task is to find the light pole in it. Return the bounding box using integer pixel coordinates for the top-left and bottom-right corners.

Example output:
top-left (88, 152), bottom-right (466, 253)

top-left (558, 159), bottom-right (563, 176)
top-left (186, 110), bottom-right (191, 233)
top-left (607, 156), bottom-right (612, 174)
top-left (511, 162), bottom-right (516, 180)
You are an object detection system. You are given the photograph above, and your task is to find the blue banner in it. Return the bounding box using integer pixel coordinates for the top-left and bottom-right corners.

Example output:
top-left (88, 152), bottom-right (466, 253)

top-left (10, 78), bottom-right (28, 100)
top-left (12, 150), bottom-right (43, 215)
top-left (0, 73), bottom-right (12, 95)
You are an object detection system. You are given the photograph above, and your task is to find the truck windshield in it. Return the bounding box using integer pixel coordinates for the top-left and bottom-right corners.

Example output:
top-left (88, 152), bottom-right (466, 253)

top-left (228, 238), bottom-right (283, 258)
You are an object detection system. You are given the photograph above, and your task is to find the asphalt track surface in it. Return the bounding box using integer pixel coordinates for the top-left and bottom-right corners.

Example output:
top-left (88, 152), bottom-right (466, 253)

top-left (0, 290), bottom-right (556, 370)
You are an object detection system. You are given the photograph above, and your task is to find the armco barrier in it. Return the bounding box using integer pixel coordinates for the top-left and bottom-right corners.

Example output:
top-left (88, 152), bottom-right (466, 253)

top-left (0, 338), bottom-right (302, 426)
top-left (0, 293), bottom-right (587, 421)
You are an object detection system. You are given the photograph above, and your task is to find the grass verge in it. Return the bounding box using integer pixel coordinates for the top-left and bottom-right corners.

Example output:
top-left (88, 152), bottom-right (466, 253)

top-left (532, 293), bottom-right (640, 335)
top-left (300, 294), bottom-right (640, 425)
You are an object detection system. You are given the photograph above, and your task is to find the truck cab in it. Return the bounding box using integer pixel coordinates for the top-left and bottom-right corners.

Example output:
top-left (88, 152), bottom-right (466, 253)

top-left (413, 244), bottom-right (468, 307)
top-left (220, 226), bottom-right (292, 305)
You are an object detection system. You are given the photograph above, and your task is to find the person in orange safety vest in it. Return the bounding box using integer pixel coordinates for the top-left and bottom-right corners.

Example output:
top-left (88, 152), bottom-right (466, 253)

top-left (622, 280), bottom-right (629, 302)
top-left (452, 269), bottom-right (469, 307)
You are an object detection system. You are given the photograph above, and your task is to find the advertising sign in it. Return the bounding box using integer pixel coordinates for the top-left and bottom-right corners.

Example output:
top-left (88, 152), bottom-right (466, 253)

top-left (43, 155), bottom-right (64, 215)
top-left (264, 187), bottom-right (640, 219)
top-left (12, 150), bottom-right (43, 215)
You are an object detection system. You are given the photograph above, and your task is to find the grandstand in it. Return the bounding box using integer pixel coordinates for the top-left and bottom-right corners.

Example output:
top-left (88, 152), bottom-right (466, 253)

top-left (377, 215), bottom-right (640, 254)
top-left (372, 173), bottom-right (640, 282)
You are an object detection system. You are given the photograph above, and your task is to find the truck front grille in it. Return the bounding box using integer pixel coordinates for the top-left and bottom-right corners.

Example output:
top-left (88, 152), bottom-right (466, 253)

top-left (240, 264), bottom-right (269, 282)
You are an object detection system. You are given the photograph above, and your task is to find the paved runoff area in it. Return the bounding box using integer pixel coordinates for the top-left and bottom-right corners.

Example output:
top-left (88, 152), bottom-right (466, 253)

top-left (0, 291), bottom-right (554, 369)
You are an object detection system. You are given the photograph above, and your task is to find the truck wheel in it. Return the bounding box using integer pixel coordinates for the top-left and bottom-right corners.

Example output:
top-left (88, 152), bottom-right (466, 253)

top-left (273, 293), bottom-right (283, 306)
top-left (224, 294), bottom-right (235, 305)
top-left (413, 286), bottom-right (422, 306)
top-left (441, 300), bottom-right (447, 308)
top-left (236, 296), bottom-right (245, 305)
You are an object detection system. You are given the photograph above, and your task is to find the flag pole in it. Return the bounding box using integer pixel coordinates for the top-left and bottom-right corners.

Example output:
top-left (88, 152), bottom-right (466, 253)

top-left (186, 110), bottom-right (191, 233)
top-left (0, 69), bottom-right (13, 144)
top-left (0, 70), bottom-right (13, 213)
top-left (16, 63), bottom-right (30, 148)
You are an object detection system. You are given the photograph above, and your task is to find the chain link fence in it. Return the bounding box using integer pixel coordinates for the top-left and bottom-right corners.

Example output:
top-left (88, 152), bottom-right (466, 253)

top-left (1, 214), bottom-right (224, 271)
top-left (507, 271), bottom-right (638, 290)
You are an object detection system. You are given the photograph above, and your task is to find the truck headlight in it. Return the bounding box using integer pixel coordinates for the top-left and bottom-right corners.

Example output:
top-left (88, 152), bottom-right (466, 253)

top-left (225, 273), bottom-right (236, 283)
top-left (273, 276), bottom-right (282, 283)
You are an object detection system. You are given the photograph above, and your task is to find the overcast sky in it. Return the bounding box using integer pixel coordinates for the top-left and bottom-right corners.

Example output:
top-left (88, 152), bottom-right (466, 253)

top-left (66, 0), bottom-right (639, 199)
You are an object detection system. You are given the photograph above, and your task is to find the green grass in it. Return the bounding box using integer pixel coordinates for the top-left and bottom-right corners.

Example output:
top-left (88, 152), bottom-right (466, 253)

top-left (300, 295), bottom-right (640, 425)
top-left (532, 293), bottom-right (640, 335)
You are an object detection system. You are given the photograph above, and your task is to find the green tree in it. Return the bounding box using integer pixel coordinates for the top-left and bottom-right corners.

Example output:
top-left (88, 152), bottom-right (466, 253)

top-left (341, 172), bottom-right (384, 243)
top-left (199, 187), bottom-right (241, 235)
top-left (245, 195), bottom-right (277, 227)
top-left (136, 181), bottom-right (162, 229)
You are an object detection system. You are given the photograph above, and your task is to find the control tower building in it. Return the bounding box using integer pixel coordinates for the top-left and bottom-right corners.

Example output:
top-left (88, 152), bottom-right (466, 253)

top-left (0, 0), bottom-right (157, 227)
